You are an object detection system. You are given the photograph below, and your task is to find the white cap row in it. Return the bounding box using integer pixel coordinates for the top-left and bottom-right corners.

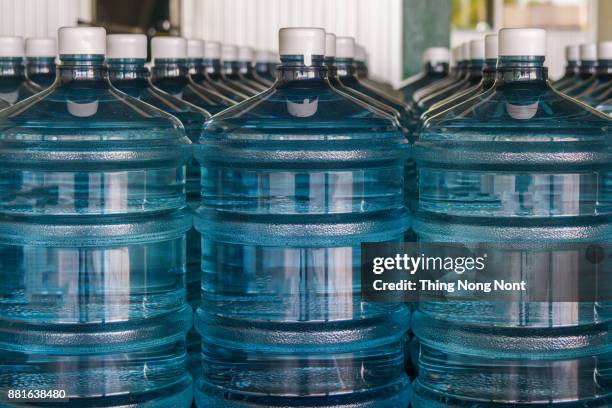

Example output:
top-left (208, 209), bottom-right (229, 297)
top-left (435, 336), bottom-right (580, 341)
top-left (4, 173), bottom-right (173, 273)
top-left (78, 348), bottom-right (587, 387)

top-left (0, 36), bottom-right (56, 57)
top-left (565, 43), bottom-right (612, 62)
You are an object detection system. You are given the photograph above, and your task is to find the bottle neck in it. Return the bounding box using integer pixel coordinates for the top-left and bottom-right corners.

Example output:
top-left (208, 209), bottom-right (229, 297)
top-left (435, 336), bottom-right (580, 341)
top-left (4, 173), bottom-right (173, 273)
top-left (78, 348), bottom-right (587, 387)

top-left (466, 59), bottom-right (485, 79)
top-left (334, 58), bottom-right (357, 79)
top-left (107, 58), bottom-right (149, 81)
top-left (202, 58), bottom-right (221, 75)
top-left (424, 61), bottom-right (449, 75)
top-left (26, 56), bottom-right (55, 74)
top-left (276, 55), bottom-right (327, 84)
top-left (565, 60), bottom-right (577, 74)
top-left (58, 55), bottom-right (108, 83)
top-left (186, 58), bottom-right (205, 75)
top-left (0, 57), bottom-right (25, 79)
top-left (222, 61), bottom-right (240, 75)
top-left (255, 61), bottom-right (269, 74)
top-left (596, 59), bottom-right (612, 75)
top-left (151, 59), bottom-right (189, 80)
top-left (578, 60), bottom-right (597, 74)
top-left (495, 56), bottom-right (548, 85)
top-left (237, 61), bottom-right (255, 75)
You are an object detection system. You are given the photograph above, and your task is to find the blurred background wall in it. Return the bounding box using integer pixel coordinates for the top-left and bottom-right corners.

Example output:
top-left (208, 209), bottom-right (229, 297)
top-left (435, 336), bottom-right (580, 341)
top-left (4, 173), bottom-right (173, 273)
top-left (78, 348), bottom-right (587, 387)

top-left (0, 0), bottom-right (608, 87)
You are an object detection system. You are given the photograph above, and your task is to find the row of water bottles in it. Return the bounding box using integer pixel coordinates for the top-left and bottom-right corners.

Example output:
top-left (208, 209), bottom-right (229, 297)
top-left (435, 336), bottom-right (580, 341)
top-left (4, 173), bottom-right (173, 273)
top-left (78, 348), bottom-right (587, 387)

top-left (0, 22), bottom-right (609, 408)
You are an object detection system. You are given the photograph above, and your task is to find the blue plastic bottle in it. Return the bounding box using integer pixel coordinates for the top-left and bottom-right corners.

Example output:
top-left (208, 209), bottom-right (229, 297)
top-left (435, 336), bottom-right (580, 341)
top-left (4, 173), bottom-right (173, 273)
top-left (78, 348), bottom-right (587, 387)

top-left (0, 36), bottom-right (42, 105)
top-left (597, 96), bottom-right (612, 115)
top-left (106, 33), bottom-right (209, 377)
top-left (563, 43), bottom-right (598, 97)
top-left (151, 37), bottom-right (236, 115)
top-left (24, 37), bottom-right (57, 88)
top-left (335, 36), bottom-right (414, 132)
top-left (421, 35), bottom-right (497, 124)
top-left (415, 40), bottom-right (485, 118)
top-left (412, 45), bottom-right (467, 108)
top-left (220, 44), bottom-right (261, 97)
top-left (553, 44), bottom-right (579, 90)
top-left (255, 50), bottom-right (276, 82)
top-left (399, 47), bottom-right (450, 103)
top-left (575, 41), bottom-right (611, 108)
top-left (238, 46), bottom-right (273, 89)
top-left (194, 27), bottom-right (411, 408)
top-left (412, 28), bottom-right (612, 407)
top-left (188, 40), bottom-right (250, 103)
top-left (0, 26), bottom-right (193, 407)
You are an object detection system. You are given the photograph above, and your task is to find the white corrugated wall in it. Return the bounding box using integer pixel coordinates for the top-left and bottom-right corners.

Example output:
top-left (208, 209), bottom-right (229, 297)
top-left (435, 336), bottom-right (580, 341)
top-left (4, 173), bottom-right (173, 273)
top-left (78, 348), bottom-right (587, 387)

top-left (181, 0), bottom-right (404, 88)
top-left (0, 0), bottom-right (91, 39)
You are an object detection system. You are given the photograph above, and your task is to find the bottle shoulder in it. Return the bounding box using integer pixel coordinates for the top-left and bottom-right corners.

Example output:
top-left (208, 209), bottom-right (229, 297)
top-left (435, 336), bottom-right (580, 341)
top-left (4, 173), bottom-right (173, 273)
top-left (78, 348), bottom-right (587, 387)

top-left (420, 84), bottom-right (611, 142)
top-left (0, 81), bottom-right (190, 144)
top-left (201, 80), bottom-right (404, 139)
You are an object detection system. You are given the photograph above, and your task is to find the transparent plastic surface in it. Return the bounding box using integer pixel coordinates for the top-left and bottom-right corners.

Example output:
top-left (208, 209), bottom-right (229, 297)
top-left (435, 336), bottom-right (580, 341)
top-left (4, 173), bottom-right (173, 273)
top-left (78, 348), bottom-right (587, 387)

top-left (25, 56), bottom-right (56, 88)
top-left (109, 57), bottom-right (209, 378)
top-left (399, 62), bottom-right (449, 103)
top-left (220, 60), bottom-right (262, 97)
top-left (0, 54), bottom-right (193, 406)
top-left (151, 58), bottom-right (236, 116)
top-left (194, 55), bottom-right (411, 407)
top-left (0, 57), bottom-right (42, 105)
top-left (412, 62), bottom-right (466, 107)
top-left (563, 61), bottom-right (598, 96)
top-left (412, 56), bottom-right (612, 406)
top-left (256, 60), bottom-right (276, 82)
top-left (575, 59), bottom-right (611, 108)
top-left (190, 58), bottom-right (250, 103)
top-left (420, 59), bottom-right (496, 124)
top-left (553, 60), bottom-right (578, 90)
top-left (414, 59), bottom-right (485, 117)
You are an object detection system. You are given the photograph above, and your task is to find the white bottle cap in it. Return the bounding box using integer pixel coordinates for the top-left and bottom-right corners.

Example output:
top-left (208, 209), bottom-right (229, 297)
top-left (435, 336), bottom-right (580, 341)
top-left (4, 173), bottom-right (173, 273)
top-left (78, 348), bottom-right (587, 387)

top-left (598, 41), bottom-right (612, 60)
top-left (566, 45), bottom-right (579, 61)
top-left (255, 49), bottom-right (269, 62)
top-left (498, 28), bottom-right (546, 57)
top-left (58, 26), bottom-right (106, 55)
top-left (485, 34), bottom-right (498, 60)
top-left (238, 46), bottom-right (254, 62)
top-left (187, 39), bottom-right (205, 58)
top-left (151, 36), bottom-right (187, 60)
top-left (579, 43), bottom-right (597, 61)
top-left (336, 36), bottom-right (355, 59)
top-left (221, 44), bottom-right (238, 61)
top-left (325, 33), bottom-right (336, 58)
top-left (106, 34), bottom-right (147, 59)
top-left (470, 39), bottom-right (485, 60)
top-left (422, 47), bottom-right (450, 64)
top-left (0, 36), bottom-right (25, 58)
top-left (204, 41), bottom-right (221, 59)
top-left (355, 44), bottom-right (366, 62)
top-left (278, 27), bottom-right (325, 66)
top-left (461, 42), bottom-right (471, 61)
top-left (25, 37), bottom-right (56, 57)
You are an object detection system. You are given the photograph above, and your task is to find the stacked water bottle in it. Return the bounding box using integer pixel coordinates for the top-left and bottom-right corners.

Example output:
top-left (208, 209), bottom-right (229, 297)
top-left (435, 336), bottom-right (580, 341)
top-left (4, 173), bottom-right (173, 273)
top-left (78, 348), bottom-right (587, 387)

top-left (0, 23), bottom-right (610, 408)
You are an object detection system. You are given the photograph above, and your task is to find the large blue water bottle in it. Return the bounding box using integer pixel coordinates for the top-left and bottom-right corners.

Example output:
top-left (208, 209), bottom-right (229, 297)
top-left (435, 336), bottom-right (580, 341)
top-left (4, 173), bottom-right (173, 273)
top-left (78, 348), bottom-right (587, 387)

top-left (421, 35), bottom-right (497, 124)
top-left (564, 43), bottom-right (598, 97)
top-left (237, 46), bottom-right (273, 89)
top-left (575, 41), bottom-right (611, 108)
top-left (399, 47), bottom-right (450, 103)
top-left (412, 45), bottom-right (466, 108)
top-left (194, 27), bottom-right (411, 408)
top-left (151, 37), bottom-right (236, 115)
top-left (553, 44), bottom-right (579, 90)
top-left (415, 40), bottom-right (485, 118)
top-left (412, 28), bottom-right (612, 407)
top-left (219, 44), bottom-right (261, 97)
top-left (0, 26), bottom-right (193, 407)
top-left (192, 41), bottom-right (250, 103)
top-left (24, 37), bottom-right (56, 88)
top-left (0, 36), bottom-right (42, 105)
top-left (106, 33), bottom-right (209, 378)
